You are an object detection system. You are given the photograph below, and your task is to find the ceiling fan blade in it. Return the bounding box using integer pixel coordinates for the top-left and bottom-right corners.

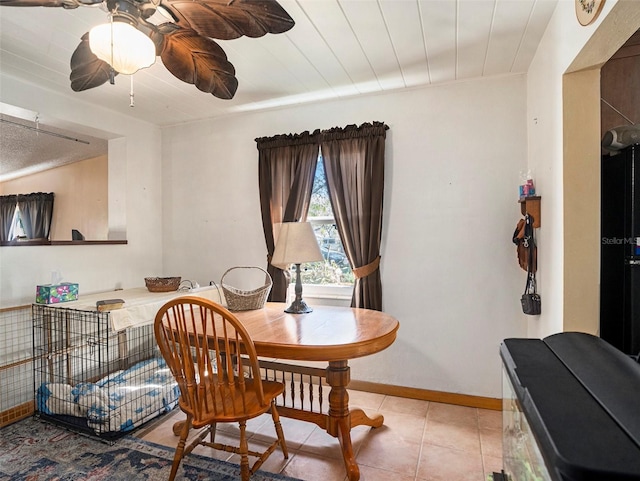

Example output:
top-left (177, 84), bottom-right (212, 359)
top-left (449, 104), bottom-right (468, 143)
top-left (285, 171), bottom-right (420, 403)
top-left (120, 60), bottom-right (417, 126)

top-left (156, 26), bottom-right (238, 99)
top-left (159, 0), bottom-right (294, 40)
top-left (69, 33), bottom-right (117, 92)
top-left (0, 0), bottom-right (104, 7)
top-left (0, 0), bottom-right (66, 6)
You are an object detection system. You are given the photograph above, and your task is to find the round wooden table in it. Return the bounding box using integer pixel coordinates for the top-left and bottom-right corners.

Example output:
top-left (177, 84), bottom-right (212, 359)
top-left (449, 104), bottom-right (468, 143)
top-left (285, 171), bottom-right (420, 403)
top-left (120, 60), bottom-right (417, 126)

top-left (171, 302), bottom-right (399, 481)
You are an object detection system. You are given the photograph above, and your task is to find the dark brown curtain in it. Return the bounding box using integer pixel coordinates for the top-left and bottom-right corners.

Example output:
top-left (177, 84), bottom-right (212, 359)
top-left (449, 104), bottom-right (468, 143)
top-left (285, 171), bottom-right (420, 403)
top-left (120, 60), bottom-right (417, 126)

top-left (17, 192), bottom-right (54, 240)
top-left (256, 132), bottom-right (320, 301)
top-left (321, 122), bottom-right (388, 310)
top-left (0, 195), bottom-right (18, 242)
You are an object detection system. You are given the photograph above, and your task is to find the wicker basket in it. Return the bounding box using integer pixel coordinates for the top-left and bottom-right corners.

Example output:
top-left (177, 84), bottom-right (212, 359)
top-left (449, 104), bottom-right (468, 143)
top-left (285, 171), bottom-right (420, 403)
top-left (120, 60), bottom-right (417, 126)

top-left (221, 267), bottom-right (272, 311)
top-left (145, 276), bottom-right (181, 292)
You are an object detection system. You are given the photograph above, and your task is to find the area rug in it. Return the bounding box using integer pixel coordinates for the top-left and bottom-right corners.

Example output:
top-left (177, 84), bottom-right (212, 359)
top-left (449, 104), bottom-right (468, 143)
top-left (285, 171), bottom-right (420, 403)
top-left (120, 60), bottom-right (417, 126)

top-left (0, 417), bottom-right (303, 481)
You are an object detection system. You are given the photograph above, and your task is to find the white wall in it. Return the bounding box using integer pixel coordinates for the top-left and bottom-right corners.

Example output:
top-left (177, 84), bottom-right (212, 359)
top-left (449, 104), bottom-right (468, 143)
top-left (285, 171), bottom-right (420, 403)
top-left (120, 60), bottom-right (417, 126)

top-left (524, 0), bottom-right (602, 339)
top-left (161, 75), bottom-right (528, 398)
top-left (0, 75), bottom-right (164, 307)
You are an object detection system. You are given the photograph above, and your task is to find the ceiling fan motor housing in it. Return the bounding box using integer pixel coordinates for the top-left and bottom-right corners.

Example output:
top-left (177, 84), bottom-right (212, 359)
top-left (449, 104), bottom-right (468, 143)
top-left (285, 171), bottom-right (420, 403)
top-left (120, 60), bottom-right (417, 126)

top-left (105, 0), bottom-right (150, 25)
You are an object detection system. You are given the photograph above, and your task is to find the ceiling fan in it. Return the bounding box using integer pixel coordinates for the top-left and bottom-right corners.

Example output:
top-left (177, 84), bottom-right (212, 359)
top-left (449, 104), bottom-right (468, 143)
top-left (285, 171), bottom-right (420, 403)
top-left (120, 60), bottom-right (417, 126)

top-left (0, 0), bottom-right (295, 99)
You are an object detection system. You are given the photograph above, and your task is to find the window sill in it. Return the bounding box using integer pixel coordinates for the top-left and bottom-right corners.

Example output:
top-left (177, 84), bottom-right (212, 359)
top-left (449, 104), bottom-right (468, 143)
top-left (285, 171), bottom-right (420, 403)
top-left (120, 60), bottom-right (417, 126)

top-left (292, 283), bottom-right (353, 301)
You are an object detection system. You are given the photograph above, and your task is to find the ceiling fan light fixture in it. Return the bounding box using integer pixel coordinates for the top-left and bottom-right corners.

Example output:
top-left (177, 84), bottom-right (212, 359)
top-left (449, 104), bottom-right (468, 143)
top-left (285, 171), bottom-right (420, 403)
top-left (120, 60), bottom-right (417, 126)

top-left (89, 21), bottom-right (156, 75)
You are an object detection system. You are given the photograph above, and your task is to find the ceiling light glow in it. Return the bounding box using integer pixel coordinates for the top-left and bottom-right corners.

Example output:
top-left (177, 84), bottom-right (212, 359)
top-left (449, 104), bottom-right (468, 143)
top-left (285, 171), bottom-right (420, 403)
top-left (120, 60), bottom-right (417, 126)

top-left (89, 21), bottom-right (156, 75)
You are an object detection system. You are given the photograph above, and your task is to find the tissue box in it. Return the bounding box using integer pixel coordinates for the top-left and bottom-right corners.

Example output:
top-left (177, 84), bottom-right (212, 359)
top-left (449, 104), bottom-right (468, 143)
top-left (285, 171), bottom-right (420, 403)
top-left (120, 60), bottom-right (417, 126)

top-left (36, 283), bottom-right (79, 304)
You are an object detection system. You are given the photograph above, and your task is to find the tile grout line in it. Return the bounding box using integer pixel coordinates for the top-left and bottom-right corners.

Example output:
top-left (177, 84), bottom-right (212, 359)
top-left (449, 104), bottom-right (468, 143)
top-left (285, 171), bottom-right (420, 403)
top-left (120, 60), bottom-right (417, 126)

top-left (413, 400), bottom-right (432, 481)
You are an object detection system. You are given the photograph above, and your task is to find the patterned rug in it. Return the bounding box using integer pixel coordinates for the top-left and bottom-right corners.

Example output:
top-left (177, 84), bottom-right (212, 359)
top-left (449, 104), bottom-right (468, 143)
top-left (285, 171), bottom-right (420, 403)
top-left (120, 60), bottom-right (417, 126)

top-left (0, 416), bottom-right (302, 481)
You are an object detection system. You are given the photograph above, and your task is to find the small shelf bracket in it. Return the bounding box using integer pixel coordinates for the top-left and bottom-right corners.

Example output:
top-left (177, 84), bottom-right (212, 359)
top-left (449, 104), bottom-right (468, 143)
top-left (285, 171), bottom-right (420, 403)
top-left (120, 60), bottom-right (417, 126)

top-left (519, 196), bottom-right (541, 228)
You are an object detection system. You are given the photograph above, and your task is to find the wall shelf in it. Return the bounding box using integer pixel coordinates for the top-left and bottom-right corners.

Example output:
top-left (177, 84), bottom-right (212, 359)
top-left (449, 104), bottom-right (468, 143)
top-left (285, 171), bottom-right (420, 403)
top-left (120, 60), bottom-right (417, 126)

top-left (0, 240), bottom-right (127, 247)
top-left (519, 196), bottom-right (541, 227)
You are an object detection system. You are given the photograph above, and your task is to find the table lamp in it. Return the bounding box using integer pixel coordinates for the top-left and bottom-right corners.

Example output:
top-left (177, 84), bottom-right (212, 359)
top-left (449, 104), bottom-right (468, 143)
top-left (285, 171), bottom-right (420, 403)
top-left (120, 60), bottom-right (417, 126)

top-left (271, 222), bottom-right (323, 313)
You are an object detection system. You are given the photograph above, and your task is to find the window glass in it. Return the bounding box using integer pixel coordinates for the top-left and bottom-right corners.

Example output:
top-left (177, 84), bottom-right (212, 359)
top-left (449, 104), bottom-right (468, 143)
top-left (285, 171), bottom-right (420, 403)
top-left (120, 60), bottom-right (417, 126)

top-left (7, 206), bottom-right (25, 241)
top-left (300, 157), bottom-right (354, 286)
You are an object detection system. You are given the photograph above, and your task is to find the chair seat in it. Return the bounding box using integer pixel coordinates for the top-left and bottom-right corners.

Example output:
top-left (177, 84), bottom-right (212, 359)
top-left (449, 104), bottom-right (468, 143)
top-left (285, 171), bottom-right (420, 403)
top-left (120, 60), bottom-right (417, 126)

top-left (189, 377), bottom-right (285, 428)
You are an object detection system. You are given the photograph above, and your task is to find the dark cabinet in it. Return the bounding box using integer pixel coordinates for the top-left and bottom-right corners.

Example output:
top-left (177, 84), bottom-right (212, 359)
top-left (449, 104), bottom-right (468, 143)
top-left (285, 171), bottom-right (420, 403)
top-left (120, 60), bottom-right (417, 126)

top-left (600, 145), bottom-right (640, 355)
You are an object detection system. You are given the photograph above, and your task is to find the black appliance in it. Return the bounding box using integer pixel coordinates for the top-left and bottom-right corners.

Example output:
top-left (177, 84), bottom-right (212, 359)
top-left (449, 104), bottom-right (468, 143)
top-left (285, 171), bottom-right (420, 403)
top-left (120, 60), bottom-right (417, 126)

top-left (600, 144), bottom-right (640, 355)
top-left (500, 332), bottom-right (640, 481)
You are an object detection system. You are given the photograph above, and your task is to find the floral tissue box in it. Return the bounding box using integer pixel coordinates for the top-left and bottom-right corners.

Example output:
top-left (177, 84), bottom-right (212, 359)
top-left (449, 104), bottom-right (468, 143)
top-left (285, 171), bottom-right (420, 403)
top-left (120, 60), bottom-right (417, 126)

top-left (36, 283), bottom-right (79, 304)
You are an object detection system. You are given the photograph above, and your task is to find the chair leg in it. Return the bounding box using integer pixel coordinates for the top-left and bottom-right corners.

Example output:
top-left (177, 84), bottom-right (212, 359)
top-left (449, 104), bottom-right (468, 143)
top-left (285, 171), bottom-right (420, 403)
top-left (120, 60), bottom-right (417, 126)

top-left (271, 402), bottom-right (288, 458)
top-left (209, 422), bottom-right (217, 443)
top-left (169, 414), bottom-right (192, 481)
top-left (239, 420), bottom-right (250, 481)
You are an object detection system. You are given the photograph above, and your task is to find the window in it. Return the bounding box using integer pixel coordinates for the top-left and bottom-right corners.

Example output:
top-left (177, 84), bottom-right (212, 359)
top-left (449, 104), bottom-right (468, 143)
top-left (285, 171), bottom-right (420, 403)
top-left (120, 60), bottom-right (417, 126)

top-left (298, 157), bottom-right (354, 287)
top-left (257, 121), bottom-right (386, 309)
top-left (7, 206), bottom-right (26, 241)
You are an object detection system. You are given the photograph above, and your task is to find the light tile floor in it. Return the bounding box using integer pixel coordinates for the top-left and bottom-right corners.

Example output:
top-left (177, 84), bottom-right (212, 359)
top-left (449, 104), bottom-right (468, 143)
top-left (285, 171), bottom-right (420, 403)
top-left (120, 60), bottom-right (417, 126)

top-left (138, 390), bottom-right (503, 481)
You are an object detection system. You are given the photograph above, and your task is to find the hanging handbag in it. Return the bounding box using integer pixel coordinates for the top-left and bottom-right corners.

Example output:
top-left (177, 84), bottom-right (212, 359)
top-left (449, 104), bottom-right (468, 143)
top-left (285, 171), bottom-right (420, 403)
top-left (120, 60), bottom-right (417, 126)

top-left (521, 272), bottom-right (541, 315)
top-left (520, 214), bottom-right (541, 315)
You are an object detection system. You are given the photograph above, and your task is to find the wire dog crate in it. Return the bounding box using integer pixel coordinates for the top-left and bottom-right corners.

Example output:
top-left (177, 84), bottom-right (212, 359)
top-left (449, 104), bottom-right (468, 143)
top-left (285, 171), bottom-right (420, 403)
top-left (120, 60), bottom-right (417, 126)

top-left (0, 306), bottom-right (34, 428)
top-left (32, 304), bottom-right (179, 442)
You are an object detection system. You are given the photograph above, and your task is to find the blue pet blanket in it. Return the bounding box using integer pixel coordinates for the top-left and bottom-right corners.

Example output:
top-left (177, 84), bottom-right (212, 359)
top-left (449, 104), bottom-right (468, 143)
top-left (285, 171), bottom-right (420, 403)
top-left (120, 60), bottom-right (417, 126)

top-left (37, 358), bottom-right (180, 434)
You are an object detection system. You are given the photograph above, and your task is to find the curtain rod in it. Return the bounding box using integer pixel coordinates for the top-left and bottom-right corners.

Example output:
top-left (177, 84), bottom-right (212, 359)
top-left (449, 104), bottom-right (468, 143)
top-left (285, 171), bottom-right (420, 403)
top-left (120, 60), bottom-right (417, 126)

top-left (0, 118), bottom-right (91, 145)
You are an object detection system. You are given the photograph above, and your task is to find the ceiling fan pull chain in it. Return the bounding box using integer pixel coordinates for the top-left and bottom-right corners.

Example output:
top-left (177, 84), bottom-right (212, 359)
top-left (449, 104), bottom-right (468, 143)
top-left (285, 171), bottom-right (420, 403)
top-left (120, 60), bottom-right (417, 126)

top-left (130, 75), bottom-right (135, 108)
top-left (108, 11), bottom-right (116, 85)
top-left (109, 13), bottom-right (115, 71)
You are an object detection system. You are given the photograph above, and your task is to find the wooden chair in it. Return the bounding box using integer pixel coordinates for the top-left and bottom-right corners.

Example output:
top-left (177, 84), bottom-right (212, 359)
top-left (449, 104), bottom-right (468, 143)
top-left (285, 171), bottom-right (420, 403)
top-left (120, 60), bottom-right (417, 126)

top-left (154, 296), bottom-right (288, 481)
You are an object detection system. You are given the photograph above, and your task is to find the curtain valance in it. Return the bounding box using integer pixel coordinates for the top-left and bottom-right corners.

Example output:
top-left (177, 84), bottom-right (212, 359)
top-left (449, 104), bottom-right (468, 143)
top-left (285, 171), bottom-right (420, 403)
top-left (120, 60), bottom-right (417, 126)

top-left (255, 121), bottom-right (388, 147)
top-left (320, 121), bottom-right (388, 141)
top-left (255, 129), bottom-right (321, 150)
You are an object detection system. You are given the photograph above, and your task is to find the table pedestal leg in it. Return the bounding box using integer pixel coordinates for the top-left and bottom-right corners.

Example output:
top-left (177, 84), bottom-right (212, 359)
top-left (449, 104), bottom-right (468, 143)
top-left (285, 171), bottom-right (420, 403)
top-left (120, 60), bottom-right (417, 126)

top-left (326, 360), bottom-right (359, 481)
top-left (350, 408), bottom-right (384, 429)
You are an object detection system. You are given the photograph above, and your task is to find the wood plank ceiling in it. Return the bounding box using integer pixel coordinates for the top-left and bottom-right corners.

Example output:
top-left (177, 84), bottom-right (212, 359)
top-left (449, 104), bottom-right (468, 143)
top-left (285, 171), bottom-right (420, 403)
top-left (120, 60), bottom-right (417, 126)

top-left (0, 0), bottom-right (558, 178)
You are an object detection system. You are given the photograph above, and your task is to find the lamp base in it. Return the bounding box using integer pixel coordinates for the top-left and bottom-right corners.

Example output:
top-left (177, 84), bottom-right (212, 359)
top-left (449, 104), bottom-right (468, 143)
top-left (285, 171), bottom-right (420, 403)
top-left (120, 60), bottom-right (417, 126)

top-left (284, 298), bottom-right (313, 314)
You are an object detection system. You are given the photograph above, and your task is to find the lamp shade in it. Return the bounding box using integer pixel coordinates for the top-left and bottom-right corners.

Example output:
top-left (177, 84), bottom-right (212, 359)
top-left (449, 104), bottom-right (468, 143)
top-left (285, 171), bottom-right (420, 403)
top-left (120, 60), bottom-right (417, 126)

top-left (89, 21), bottom-right (156, 75)
top-left (272, 222), bottom-right (323, 269)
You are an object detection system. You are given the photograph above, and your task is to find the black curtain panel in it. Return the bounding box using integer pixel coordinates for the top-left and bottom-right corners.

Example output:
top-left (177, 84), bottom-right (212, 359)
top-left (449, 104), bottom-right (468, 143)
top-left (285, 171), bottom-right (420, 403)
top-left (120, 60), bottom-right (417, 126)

top-left (256, 132), bottom-right (320, 301)
top-left (320, 122), bottom-right (388, 310)
top-left (0, 195), bottom-right (18, 242)
top-left (17, 192), bottom-right (54, 240)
